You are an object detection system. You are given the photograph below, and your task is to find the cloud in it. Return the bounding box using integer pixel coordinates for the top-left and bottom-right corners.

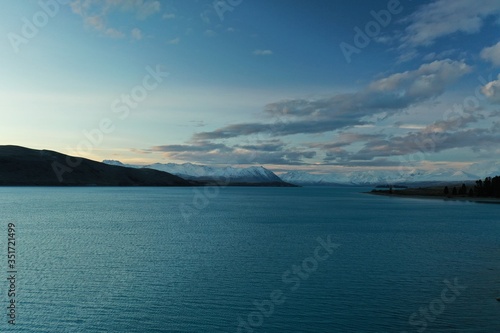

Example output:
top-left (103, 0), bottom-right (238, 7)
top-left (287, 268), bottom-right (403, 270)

top-left (394, 123), bottom-right (427, 130)
top-left (131, 28), bottom-right (143, 40)
top-left (396, 49), bottom-right (419, 64)
top-left (200, 9), bottom-right (212, 25)
top-left (204, 30), bottom-right (217, 37)
top-left (148, 60), bottom-right (477, 166)
top-left (105, 28), bottom-right (125, 38)
top-left (253, 49), bottom-right (273, 56)
top-left (309, 133), bottom-right (386, 150)
top-left (422, 49), bottom-right (458, 62)
top-left (168, 37), bottom-right (181, 45)
top-left (72, 0), bottom-right (161, 18)
top-left (83, 15), bottom-right (105, 30)
top-left (481, 42), bottom-right (500, 66)
top-left (70, 0), bottom-right (160, 38)
top-left (194, 59), bottom-right (471, 140)
top-left (149, 142), bottom-right (232, 153)
top-left (347, 112), bottom-right (494, 161)
top-left (401, 0), bottom-right (500, 48)
top-left (310, 109), bottom-right (500, 166)
top-left (367, 59), bottom-right (471, 96)
top-left (235, 140), bottom-right (286, 152)
top-left (142, 141), bottom-right (315, 165)
top-left (351, 128), bottom-right (500, 161)
top-left (121, 0), bottom-right (161, 20)
top-left (323, 158), bottom-right (406, 167)
top-left (482, 75), bottom-right (500, 103)
top-left (162, 12), bottom-right (176, 20)
top-left (423, 112), bottom-right (485, 132)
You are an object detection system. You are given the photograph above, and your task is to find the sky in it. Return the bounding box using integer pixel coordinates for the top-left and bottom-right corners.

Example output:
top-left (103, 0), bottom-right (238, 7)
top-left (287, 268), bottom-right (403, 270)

top-left (1, 0), bottom-right (500, 174)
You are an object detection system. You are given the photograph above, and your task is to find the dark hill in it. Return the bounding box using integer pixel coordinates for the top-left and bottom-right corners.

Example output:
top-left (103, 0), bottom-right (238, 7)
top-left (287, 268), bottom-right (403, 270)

top-left (0, 145), bottom-right (195, 186)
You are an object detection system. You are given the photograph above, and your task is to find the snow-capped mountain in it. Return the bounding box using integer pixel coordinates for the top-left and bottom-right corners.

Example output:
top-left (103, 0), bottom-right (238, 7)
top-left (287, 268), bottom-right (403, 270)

top-left (102, 160), bottom-right (139, 169)
top-left (102, 160), bottom-right (284, 184)
top-left (278, 171), bottom-right (349, 185)
top-left (401, 169), bottom-right (479, 183)
top-left (466, 161), bottom-right (500, 178)
top-left (279, 170), bottom-right (404, 186)
top-left (104, 159), bottom-right (489, 186)
top-left (279, 168), bottom-right (480, 186)
top-left (143, 163), bottom-right (283, 183)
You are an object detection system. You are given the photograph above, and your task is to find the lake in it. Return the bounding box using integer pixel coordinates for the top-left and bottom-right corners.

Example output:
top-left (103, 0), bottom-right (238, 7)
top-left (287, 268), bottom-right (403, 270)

top-left (0, 187), bottom-right (499, 332)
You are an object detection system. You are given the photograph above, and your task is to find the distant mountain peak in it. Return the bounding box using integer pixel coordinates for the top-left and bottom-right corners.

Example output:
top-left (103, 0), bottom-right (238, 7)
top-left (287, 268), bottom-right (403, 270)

top-left (102, 160), bottom-right (125, 166)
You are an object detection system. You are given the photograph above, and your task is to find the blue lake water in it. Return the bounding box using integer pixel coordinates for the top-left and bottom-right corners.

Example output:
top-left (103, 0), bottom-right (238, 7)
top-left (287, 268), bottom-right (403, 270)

top-left (0, 187), bottom-right (499, 332)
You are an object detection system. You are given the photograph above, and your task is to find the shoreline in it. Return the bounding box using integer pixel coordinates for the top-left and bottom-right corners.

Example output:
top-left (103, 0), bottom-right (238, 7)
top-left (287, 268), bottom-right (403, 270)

top-left (368, 190), bottom-right (500, 204)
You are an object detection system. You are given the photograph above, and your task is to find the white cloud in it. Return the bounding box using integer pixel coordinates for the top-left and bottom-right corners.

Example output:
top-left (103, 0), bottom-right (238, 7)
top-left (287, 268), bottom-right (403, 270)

top-left (396, 49), bottom-right (418, 64)
top-left (82, 14), bottom-right (124, 38)
top-left (131, 28), bottom-right (143, 40)
top-left (253, 49), bottom-right (273, 56)
top-left (204, 30), bottom-right (217, 37)
top-left (134, 0), bottom-right (161, 20)
top-left (72, 0), bottom-right (161, 18)
top-left (84, 15), bottom-right (105, 30)
top-left (70, 0), bottom-right (160, 38)
top-left (162, 12), bottom-right (175, 20)
top-left (482, 75), bottom-right (500, 103)
top-left (402, 0), bottom-right (500, 47)
top-left (374, 36), bottom-right (392, 44)
top-left (368, 59), bottom-right (471, 97)
top-left (422, 49), bottom-right (458, 62)
top-left (397, 124), bottom-right (427, 130)
top-left (168, 37), bottom-right (181, 45)
top-left (481, 42), bottom-right (500, 66)
top-left (105, 28), bottom-right (125, 38)
top-left (194, 59), bottom-right (471, 140)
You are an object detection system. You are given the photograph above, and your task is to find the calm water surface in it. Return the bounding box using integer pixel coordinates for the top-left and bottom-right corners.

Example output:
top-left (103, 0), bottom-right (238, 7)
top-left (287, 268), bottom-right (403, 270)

top-left (0, 187), bottom-right (498, 332)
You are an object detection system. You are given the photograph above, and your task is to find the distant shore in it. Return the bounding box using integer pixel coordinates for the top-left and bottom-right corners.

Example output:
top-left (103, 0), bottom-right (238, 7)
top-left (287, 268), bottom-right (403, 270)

top-left (369, 189), bottom-right (500, 204)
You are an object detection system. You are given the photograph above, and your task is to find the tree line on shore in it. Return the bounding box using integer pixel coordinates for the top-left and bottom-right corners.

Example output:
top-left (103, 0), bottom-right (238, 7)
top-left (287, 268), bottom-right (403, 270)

top-left (444, 176), bottom-right (500, 198)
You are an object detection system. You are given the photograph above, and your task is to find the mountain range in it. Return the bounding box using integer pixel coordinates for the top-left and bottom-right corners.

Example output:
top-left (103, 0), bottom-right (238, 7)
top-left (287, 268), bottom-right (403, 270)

top-left (0, 145), bottom-right (292, 187)
top-left (103, 160), bottom-right (490, 186)
top-left (103, 160), bottom-right (287, 185)
top-left (279, 169), bottom-right (481, 186)
top-left (0, 145), bottom-right (492, 187)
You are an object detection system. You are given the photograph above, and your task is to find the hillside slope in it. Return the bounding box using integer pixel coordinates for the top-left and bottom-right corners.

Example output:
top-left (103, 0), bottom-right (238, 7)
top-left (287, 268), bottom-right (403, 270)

top-left (0, 146), bottom-right (193, 186)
